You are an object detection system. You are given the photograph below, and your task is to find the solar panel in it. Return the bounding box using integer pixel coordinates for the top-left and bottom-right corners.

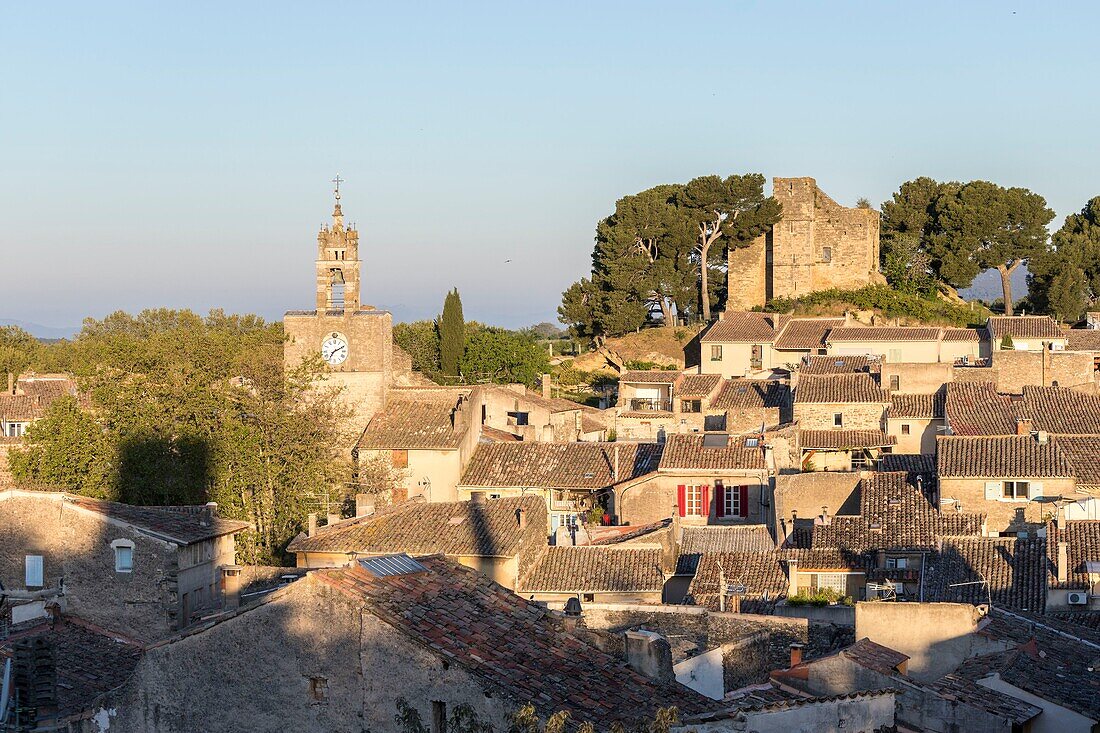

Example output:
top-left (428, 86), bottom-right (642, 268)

top-left (360, 553), bottom-right (428, 577)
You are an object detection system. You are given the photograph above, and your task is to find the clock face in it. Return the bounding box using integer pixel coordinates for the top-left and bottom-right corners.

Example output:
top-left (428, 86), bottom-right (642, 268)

top-left (321, 335), bottom-right (348, 365)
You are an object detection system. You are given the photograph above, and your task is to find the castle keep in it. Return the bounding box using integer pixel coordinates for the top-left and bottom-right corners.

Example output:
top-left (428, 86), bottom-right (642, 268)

top-left (726, 177), bottom-right (883, 310)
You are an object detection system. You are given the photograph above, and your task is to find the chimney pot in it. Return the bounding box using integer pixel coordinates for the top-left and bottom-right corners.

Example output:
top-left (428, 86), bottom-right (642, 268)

top-left (516, 507), bottom-right (528, 530)
top-left (789, 643), bottom-right (804, 667)
top-left (1016, 418), bottom-right (1033, 436)
top-left (1058, 541), bottom-right (1069, 584)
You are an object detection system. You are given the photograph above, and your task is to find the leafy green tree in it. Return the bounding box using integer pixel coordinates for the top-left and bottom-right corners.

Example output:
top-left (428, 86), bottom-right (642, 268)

top-left (460, 328), bottom-right (550, 387)
top-left (0, 325), bottom-right (43, 378)
top-left (676, 174), bottom-right (781, 321)
top-left (1028, 197), bottom-right (1100, 322)
top-left (855, 197), bottom-right (873, 209)
top-left (393, 320), bottom-right (441, 375)
top-left (880, 233), bottom-right (935, 295)
top-left (880, 177), bottom-right (957, 241)
top-left (9, 396), bottom-right (114, 496)
top-left (439, 288), bottom-right (465, 376)
top-left (929, 181), bottom-right (1054, 315)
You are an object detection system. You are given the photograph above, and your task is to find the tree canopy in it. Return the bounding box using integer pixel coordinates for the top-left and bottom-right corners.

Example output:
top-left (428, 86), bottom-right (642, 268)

top-left (1028, 196), bottom-right (1100, 322)
top-left (439, 288), bottom-right (465, 376)
top-left (460, 326), bottom-right (550, 387)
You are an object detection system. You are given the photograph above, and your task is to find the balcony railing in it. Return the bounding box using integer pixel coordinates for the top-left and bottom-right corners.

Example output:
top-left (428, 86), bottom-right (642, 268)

top-left (628, 398), bottom-right (673, 412)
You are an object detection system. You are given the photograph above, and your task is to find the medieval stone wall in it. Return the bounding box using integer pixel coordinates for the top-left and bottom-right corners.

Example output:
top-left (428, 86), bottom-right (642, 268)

top-left (795, 402), bottom-right (886, 431)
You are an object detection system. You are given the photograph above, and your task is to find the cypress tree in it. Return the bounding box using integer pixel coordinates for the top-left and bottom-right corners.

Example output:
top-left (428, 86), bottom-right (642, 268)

top-left (439, 288), bottom-right (465, 376)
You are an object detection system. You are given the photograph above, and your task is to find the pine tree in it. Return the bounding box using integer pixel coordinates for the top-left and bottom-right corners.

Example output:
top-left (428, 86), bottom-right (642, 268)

top-left (439, 288), bottom-right (465, 376)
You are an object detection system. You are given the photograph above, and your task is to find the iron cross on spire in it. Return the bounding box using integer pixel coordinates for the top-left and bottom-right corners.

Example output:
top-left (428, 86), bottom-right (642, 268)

top-left (332, 174), bottom-right (344, 201)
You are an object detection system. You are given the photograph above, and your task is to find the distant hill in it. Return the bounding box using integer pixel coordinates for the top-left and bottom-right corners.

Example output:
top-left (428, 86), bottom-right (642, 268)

top-left (0, 319), bottom-right (79, 340)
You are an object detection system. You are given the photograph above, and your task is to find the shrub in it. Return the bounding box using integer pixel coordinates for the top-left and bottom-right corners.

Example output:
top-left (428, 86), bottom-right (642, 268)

top-left (760, 285), bottom-right (986, 327)
top-left (786, 588), bottom-right (852, 607)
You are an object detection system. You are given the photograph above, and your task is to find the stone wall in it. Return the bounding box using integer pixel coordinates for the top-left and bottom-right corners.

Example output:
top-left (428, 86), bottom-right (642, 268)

top-left (938, 476), bottom-right (1078, 533)
top-left (795, 402), bottom-right (886, 431)
top-left (991, 349), bottom-right (1095, 394)
top-left (773, 472), bottom-right (861, 541)
top-left (615, 474), bottom-right (768, 527)
top-left (881, 362), bottom-right (954, 394)
top-left (725, 241), bottom-right (768, 312)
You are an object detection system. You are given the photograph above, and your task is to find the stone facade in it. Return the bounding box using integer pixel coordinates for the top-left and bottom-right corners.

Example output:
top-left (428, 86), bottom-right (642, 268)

top-left (727, 177), bottom-right (883, 310)
top-left (615, 474), bottom-right (768, 527)
top-left (795, 402), bottom-right (886, 431)
top-left (938, 476), bottom-right (1078, 534)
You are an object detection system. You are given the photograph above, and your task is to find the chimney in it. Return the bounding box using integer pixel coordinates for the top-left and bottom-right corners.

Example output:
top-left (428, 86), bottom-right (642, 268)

top-left (818, 505), bottom-right (830, 526)
top-left (307, 513), bottom-right (318, 537)
top-left (199, 503), bottom-right (214, 527)
top-left (625, 631), bottom-right (675, 683)
top-left (1016, 418), bottom-right (1032, 436)
top-left (1037, 430), bottom-right (1050, 445)
top-left (471, 491), bottom-right (486, 504)
top-left (613, 444), bottom-right (620, 484)
top-left (327, 512), bottom-right (341, 527)
top-left (7, 372), bottom-right (13, 395)
top-left (789, 643), bottom-right (804, 668)
top-left (876, 549), bottom-right (887, 569)
top-left (1058, 541), bottom-right (1069, 584)
top-left (541, 373), bottom-right (552, 399)
top-left (355, 493), bottom-right (375, 518)
top-left (222, 565), bottom-right (243, 610)
top-left (516, 507), bottom-right (528, 530)
top-left (787, 560), bottom-right (799, 596)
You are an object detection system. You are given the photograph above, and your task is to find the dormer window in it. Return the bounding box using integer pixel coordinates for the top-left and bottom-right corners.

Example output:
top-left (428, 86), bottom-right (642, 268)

top-left (111, 539), bottom-right (135, 573)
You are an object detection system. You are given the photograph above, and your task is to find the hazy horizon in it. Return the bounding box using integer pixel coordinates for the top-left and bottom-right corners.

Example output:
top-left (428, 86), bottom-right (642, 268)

top-left (3, 2), bottom-right (1096, 333)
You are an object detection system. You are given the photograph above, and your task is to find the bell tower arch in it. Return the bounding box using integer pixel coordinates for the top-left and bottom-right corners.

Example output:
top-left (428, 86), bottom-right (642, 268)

top-left (315, 176), bottom-right (361, 312)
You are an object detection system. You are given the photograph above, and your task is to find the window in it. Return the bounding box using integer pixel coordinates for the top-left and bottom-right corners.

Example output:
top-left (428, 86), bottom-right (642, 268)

top-left (681, 399), bottom-right (702, 413)
top-left (686, 485), bottom-right (704, 516)
top-left (813, 573), bottom-right (848, 594)
top-left (889, 375), bottom-right (900, 391)
top-left (5, 422), bottom-right (26, 438)
top-left (710, 345), bottom-right (723, 361)
top-left (822, 247), bottom-right (832, 263)
top-left (431, 702), bottom-right (447, 733)
top-left (1003, 481), bottom-right (1030, 500)
top-left (886, 557), bottom-right (908, 570)
top-left (750, 344), bottom-right (763, 370)
top-left (833, 413), bottom-right (843, 427)
top-left (25, 555), bottom-right (43, 587)
top-left (113, 540), bottom-right (134, 573)
top-left (391, 449), bottom-right (409, 469)
top-left (309, 677), bottom-right (329, 704)
top-left (507, 410), bottom-right (529, 426)
top-left (901, 424), bottom-right (910, 435)
top-left (723, 484), bottom-right (740, 517)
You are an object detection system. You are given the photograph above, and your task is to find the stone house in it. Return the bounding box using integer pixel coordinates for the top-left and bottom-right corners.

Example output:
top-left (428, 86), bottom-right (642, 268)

top-left (700, 312), bottom-right (843, 378)
top-left (793, 373), bottom-right (893, 471)
top-left (825, 326), bottom-right (944, 363)
top-left (987, 315), bottom-right (1067, 351)
top-left (689, 548), bottom-right (870, 609)
top-left (936, 434), bottom-right (1081, 535)
top-left (285, 495), bottom-right (546, 589)
top-left (615, 433), bottom-right (770, 528)
top-left (517, 545), bottom-right (670, 606)
top-left (354, 386), bottom-right (484, 503)
top-left (0, 489), bottom-right (249, 642)
top-left (669, 524), bottom-right (777, 604)
top-left (1066, 328), bottom-right (1100, 374)
top-left (95, 555), bottom-right (720, 733)
top-left (940, 327), bottom-right (990, 365)
top-left (457, 441), bottom-right (662, 534)
top-left (710, 379), bottom-right (790, 435)
top-left (615, 371), bottom-right (728, 441)
top-left (480, 384), bottom-right (608, 442)
top-left (725, 177), bottom-right (882, 310)
top-left (885, 390), bottom-right (945, 454)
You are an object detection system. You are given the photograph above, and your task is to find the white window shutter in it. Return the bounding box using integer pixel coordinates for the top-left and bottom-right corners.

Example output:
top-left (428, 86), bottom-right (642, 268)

top-left (25, 555), bottom-right (43, 587)
top-left (1029, 481), bottom-right (1043, 499)
top-left (984, 481), bottom-right (1001, 500)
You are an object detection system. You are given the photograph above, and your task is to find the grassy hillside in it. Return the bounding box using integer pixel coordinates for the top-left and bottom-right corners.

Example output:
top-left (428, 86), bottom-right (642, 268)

top-left (762, 286), bottom-right (991, 328)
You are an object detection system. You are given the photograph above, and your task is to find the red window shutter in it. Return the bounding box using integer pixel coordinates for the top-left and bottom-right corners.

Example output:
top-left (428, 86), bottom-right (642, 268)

top-left (677, 485), bottom-right (686, 517)
top-left (701, 485), bottom-right (710, 518)
top-left (739, 485), bottom-right (749, 518)
top-left (715, 482), bottom-right (726, 518)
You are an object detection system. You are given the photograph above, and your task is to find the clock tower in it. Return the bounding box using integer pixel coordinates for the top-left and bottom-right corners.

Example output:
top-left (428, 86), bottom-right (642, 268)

top-left (284, 179), bottom-right (394, 422)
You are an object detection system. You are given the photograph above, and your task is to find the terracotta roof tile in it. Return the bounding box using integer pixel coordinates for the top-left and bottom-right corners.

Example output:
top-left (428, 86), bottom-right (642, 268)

top-left (315, 556), bottom-right (718, 727)
top-left (1018, 386), bottom-right (1100, 434)
top-left (358, 388), bottom-right (473, 450)
top-left (287, 496), bottom-right (544, 556)
top-left (799, 429), bottom-right (896, 449)
top-left (931, 673), bottom-right (1042, 724)
top-left (799, 355), bottom-right (875, 375)
top-left (827, 326), bottom-right (941, 342)
top-left (944, 382), bottom-right (1017, 435)
top-left (460, 442), bottom-right (661, 489)
top-left (937, 435), bottom-right (1073, 478)
top-left (688, 549), bottom-right (869, 610)
top-left (879, 453), bottom-right (936, 478)
top-left (618, 370), bottom-right (680, 384)
top-left (0, 394), bottom-right (46, 421)
top-left (888, 391), bottom-right (945, 418)
top-left (923, 538), bottom-right (1047, 611)
top-left (676, 525), bottom-right (775, 573)
top-left (988, 316), bottom-right (1063, 340)
top-left (773, 318), bottom-right (845, 350)
top-left (1046, 520), bottom-right (1100, 590)
top-left (1051, 436), bottom-right (1100, 488)
top-left (711, 380), bottom-right (788, 410)
top-left (519, 546), bottom-right (665, 593)
top-left (942, 328), bottom-right (986, 342)
top-left (838, 638), bottom-right (910, 674)
top-left (702, 312), bottom-right (787, 343)
top-left (677, 374), bottom-right (722, 398)
top-left (1066, 329), bottom-right (1100, 351)
top-left (794, 374), bottom-right (889, 403)
top-left (658, 433), bottom-right (766, 471)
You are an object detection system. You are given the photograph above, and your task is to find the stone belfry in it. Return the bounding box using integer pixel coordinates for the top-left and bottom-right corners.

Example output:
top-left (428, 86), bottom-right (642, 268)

top-left (316, 176), bottom-right (361, 312)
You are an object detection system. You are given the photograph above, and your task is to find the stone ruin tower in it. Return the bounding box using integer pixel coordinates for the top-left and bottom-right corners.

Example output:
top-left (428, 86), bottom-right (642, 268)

top-left (726, 177), bottom-right (883, 311)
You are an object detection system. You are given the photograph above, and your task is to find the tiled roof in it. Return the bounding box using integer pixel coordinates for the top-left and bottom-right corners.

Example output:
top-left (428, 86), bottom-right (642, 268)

top-left (479, 425), bottom-right (522, 442)
top-left (799, 429), bottom-right (896, 450)
top-left (888, 391), bottom-right (945, 418)
top-left (358, 388), bottom-right (473, 450)
top-left (941, 328), bottom-right (986, 342)
top-left (827, 326), bottom-right (941, 342)
top-left (879, 453), bottom-right (936, 478)
top-left (677, 373), bottom-right (722, 398)
top-left (585, 519), bottom-right (670, 546)
top-left (799, 354), bottom-right (875, 375)
top-left (1047, 520), bottom-right (1100, 590)
top-left (944, 382), bottom-right (1017, 436)
top-left (837, 638), bottom-right (910, 675)
top-left (658, 433), bottom-right (766, 471)
top-left (1066, 329), bottom-right (1100, 351)
top-left (711, 380), bottom-right (788, 410)
top-left (1051, 436), bottom-right (1100, 488)
top-left (924, 538), bottom-right (1047, 611)
top-left (773, 318), bottom-right (845, 350)
top-left (1, 492), bottom-right (251, 544)
top-left (688, 549), bottom-right (869, 609)
top-left (988, 315), bottom-right (1063, 340)
top-left (287, 496), bottom-right (544, 556)
top-left (519, 546), bottom-right (665, 593)
top-left (0, 616), bottom-right (143, 724)
top-left (15, 375), bottom-right (79, 399)
top-left (937, 435), bottom-right (1073, 478)
top-left (676, 525), bottom-right (776, 574)
top-left (931, 673), bottom-right (1043, 724)
top-left (460, 442), bottom-right (661, 489)
top-left (315, 556), bottom-right (718, 727)
top-left (1018, 385), bottom-right (1100, 434)
top-left (0, 394), bottom-right (46, 421)
top-left (702, 312), bottom-right (786, 343)
top-left (794, 373), bottom-right (889, 403)
top-left (618, 370), bottom-right (680, 384)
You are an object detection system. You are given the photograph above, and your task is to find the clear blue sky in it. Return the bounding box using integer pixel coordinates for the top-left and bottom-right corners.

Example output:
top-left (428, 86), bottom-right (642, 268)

top-left (2, 1), bottom-right (1097, 333)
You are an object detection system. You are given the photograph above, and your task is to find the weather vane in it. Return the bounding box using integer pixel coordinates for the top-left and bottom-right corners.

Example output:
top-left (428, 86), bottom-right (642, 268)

top-left (332, 174), bottom-right (344, 202)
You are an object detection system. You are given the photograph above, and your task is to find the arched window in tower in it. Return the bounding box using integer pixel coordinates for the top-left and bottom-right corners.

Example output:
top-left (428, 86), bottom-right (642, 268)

top-left (329, 268), bottom-right (346, 310)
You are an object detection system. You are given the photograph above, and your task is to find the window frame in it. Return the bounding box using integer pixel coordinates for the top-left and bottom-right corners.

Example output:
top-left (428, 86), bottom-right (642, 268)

top-left (889, 375), bottom-right (900, 391)
top-left (111, 539), bottom-right (136, 573)
top-left (723, 485), bottom-right (740, 518)
top-left (833, 413), bottom-right (843, 427)
top-left (821, 246), bottom-right (832, 263)
top-left (710, 345), bottom-right (723, 361)
top-left (25, 554), bottom-right (44, 588)
top-left (685, 485), bottom-right (704, 516)
top-left (1003, 480), bottom-right (1030, 500)
top-left (900, 424), bottom-right (910, 436)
